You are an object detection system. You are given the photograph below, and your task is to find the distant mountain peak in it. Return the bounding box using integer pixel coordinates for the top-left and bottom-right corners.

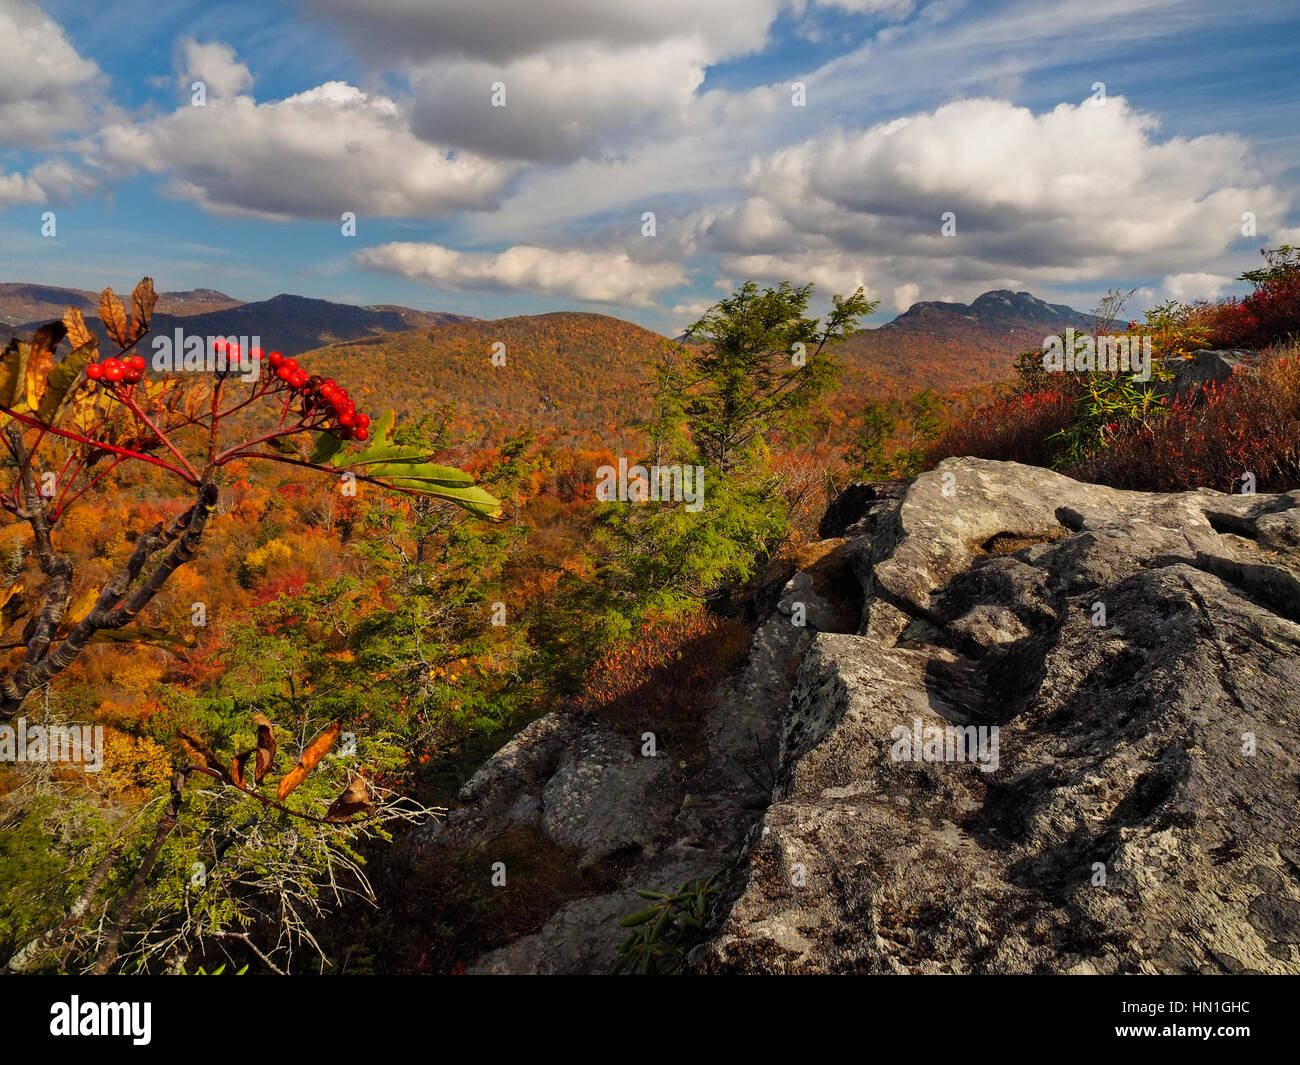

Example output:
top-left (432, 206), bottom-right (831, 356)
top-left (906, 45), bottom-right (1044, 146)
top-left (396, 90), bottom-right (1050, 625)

top-left (889, 288), bottom-right (1091, 330)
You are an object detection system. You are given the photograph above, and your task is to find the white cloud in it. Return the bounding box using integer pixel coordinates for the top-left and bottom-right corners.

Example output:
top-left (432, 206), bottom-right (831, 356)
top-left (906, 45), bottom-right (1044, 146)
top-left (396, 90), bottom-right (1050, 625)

top-left (892, 282), bottom-right (920, 311)
top-left (97, 80), bottom-right (518, 219)
top-left (355, 241), bottom-right (688, 306)
top-left (0, 168), bottom-right (43, 207)
top-left (0, 158), bottom-right (94, 208)
top-left (178, 38), bottom-right (253, 100)
top-left (702, 97), bottom-right (1289, 299)
top-left (1162, 272), bottom-right (1235, 302)
top-left (718, 251), bottom-right (873, 297)
top-left (0, 0), bottom-right (105, 147)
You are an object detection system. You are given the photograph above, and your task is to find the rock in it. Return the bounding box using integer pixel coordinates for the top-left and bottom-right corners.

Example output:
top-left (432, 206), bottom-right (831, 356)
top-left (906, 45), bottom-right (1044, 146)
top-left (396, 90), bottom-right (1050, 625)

top-left (539, 730), bottom-right (681, 864)
top-left (695, 457), bottom-right (1300, 974)
top-left (819, 481), bottom-right (909, 539)
top-left (1162, 349), bottom-right (1254, 394)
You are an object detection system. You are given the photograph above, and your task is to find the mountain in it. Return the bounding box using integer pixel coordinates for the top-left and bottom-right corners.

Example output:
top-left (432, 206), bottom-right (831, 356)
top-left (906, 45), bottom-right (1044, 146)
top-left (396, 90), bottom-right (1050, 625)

top-left (0, 282), bottom-right (243, 327)
top-left (285, 288), bottom-right (1101, 451)
top-left (4, 287), bottom-right (472, 355)
top-left (301, 311), bottom-right (675, 451)
top-left (836, 289), bottom-right (1100, 396)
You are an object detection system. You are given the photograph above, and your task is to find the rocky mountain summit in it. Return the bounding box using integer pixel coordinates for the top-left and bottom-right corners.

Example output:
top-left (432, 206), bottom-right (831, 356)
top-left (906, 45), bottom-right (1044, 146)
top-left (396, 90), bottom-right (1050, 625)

top-left (420, 457), bottom-right (1300, 974)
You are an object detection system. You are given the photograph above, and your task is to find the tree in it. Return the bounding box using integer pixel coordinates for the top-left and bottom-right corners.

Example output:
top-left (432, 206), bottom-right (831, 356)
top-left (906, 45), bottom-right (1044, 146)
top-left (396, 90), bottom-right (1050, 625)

top-left (0, 280), bottom-right (502, 974)
top-left (595, 281), bottom-right (874, 613)
top-left (0, 280), bottom-right (499, 721)
top-left (674, 281), bottom-right (876, 475)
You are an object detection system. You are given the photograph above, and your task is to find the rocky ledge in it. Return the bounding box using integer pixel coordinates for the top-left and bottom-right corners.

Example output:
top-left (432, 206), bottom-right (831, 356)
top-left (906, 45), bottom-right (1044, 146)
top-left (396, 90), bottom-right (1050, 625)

top-left (423, 456), bottom-right (1300, 973)
top-left (695, 457), bottom-right (1300, 973)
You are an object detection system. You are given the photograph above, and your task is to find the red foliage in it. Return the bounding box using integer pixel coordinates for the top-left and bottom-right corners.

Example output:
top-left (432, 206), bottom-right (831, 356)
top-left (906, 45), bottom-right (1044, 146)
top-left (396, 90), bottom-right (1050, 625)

top-left (1073, 349), bottom-right (1300, 492)
top-left (1201, 272), bottom-right (1300, 350)
top-left (927, 388), bottom-right (1073, 466)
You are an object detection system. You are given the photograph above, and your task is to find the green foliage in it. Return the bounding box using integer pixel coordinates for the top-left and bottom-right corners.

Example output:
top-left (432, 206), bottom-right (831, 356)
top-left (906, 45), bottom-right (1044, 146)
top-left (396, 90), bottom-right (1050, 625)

top-left (677, 281), bottom-right (877, 475)
top-left (612, 871), bottom-right (727, 975)
top-left (1239, 244), bottom-right (1300, 287)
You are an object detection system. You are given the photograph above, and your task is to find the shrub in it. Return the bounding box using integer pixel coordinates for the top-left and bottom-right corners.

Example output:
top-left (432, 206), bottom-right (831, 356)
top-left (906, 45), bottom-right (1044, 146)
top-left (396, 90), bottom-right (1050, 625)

top-left (927, 388), bottom-right (1073, 467)
top-left (1072, 343), bottom-right (1300, 492)
top-left (575, 606), bottom-right (750, 763)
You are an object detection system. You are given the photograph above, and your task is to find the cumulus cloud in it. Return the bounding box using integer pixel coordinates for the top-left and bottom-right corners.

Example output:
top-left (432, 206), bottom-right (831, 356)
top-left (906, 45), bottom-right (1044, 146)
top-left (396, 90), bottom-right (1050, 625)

top-left (303, 0), bottom-right (778, 64)
top-left (355, 241), bottom-right (688, 306)
top-left (97, 80), bottom-right (518, 219)
top-left (0, 0), bottom-right (105, 147)
top-left (701, 97), bottom-right (1289, 300)
top-left (0, 158), bottom-right (95, 208)
top-left (1162, 272), bottom-right (1235, 302)
top-left (178, 38), bottom-right (253, 100)
top-left (307, 0), bottom-right (910, 164)
top-left (717, 251), bottom-right (874, 297)
top-left (892, 282), bottom-right (920, 311)
top-left (409, 39), bottom-right (711, 164)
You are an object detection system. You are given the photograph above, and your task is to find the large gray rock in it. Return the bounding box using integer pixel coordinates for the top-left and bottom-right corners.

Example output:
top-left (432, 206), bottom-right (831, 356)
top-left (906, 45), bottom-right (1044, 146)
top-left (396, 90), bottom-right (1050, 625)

top-left (695, 457), bottom-right (1300, 974)
top-left (1162, 349), bottom-right (1254, 395)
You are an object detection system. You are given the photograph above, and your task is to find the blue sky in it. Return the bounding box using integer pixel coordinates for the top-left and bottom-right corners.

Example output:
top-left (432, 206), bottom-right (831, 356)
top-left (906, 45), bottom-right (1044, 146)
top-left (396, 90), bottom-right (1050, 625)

top-left (2, 0), bottom-right (1298, 335)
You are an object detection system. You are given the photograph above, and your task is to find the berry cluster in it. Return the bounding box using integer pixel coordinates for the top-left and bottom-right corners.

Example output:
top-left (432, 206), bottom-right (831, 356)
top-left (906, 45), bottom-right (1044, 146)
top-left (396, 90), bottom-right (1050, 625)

top-left (266, 350), bottom-right (371, 440)
top-left (78, 341), bottom-right (371, 443)
top-left (85, 354), bottom-right (146, 385)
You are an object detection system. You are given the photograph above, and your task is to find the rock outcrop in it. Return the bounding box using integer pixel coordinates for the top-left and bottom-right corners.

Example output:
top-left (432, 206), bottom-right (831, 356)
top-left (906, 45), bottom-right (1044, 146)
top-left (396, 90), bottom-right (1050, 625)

top-left (695, 457), bottom-right (1300, 974)
top-left (426, 457), bottom-right (1300, 973)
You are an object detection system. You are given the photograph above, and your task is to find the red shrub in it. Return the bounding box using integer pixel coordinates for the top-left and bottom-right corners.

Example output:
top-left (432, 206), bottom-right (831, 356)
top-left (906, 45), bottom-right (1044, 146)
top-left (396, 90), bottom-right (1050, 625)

top-left (1072, 346), bottom-right (1300, 492)
top-left (927, 388), bottom-right (1074, 467)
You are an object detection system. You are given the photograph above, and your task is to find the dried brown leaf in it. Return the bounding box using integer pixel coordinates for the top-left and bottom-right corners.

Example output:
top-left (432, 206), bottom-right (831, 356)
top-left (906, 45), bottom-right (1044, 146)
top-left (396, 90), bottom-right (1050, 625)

top-left (128, 278), bottom-right (158, 343)
top-left (63, 307), bottom-right (94, 350)
top-left (325, 774), bottom-right (372, 822)
top-left (252, 713), bottom-right (276, 785)
top-left (276, 719), bottom-right (341, 801)
top-left (99, 288), bottom-right (128, 348)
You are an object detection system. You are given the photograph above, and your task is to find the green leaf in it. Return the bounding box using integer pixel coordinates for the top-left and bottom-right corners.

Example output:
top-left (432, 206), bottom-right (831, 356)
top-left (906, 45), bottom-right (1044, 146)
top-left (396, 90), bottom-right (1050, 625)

top-left (618, 907), bottom-right (662, 928)
top-left (266, 435), bottom-right (300, 456)
top-left (372, 480), bottom-right (502, 518)
top-left (370, 408), bottom-right (395, 444)
top-left (38, 339), bottom-right (97, 423)
top-left (361, 461), bottom-right (477, 486)
top-left (309, 431), bottom-right (345, 466)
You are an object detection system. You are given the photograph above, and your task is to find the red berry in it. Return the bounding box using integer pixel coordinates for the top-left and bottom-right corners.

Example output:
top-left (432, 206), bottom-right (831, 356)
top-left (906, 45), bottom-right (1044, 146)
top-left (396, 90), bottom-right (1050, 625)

top-left (283, 358), bottom-right (299, 373)
top-left (128, 355), bottom-right (146, 371)
top-left (250, 347), bottom-right (264, 361)
top-left (339, 411), bottom-right (356, 427)
top-left (269, 351), bottom-right (284, 367)
top-left (290, 371), bottom-right (308, 388)
top-left (277, 366), bottom-right (293, 381)
top-left (85, 363), bottom-right (103, 380)
top-left (124, 369), bottom-right (141, 384)
top-left (356, 413), bottom-right (370, 429)
top-left (104, 363), bottom-right (124, 382)
top-left (354, 426), bottom-right (368, 441)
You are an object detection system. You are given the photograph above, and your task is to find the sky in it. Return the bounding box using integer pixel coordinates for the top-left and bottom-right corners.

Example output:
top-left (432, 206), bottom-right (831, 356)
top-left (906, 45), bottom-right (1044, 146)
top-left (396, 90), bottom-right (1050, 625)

top-left (1, 0), bottom-right (1298, 335)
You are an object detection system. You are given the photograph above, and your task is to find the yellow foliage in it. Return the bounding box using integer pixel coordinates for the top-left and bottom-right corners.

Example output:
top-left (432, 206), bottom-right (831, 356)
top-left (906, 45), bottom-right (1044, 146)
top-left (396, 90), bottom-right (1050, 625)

top-left (245, 538), bottom-right (293, 571)
top-left (101, 728), bottom-right (172, 791)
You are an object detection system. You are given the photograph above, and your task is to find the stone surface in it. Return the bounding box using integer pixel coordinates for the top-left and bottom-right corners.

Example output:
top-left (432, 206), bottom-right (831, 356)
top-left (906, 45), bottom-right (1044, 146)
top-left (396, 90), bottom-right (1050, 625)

top-left (429, 457), bottom-right (1300, 974)
top-left (694, 458), bottom-right (1300, 974)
